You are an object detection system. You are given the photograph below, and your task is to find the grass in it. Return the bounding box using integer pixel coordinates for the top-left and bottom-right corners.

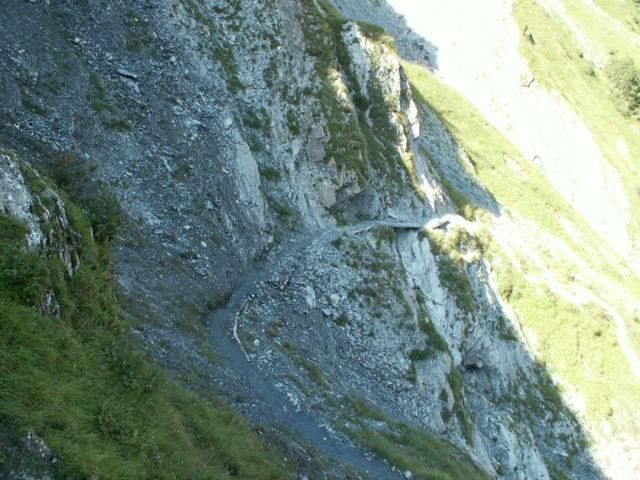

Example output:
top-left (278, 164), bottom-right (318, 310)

top-left (342, 239), bottom-right (413, 319)
top-left (404, 58), bottom-right (640, 434)
top-left (84, 72), bottom-right (133, 131)
top-left (355, 20), bottom-right (395, 49)
top-left (258, 164), bottom-right (281, 181)
top-left (440, 177), bottom-right (472, 216)
top-left (408, 349), bottom-right (431, 361)
top-left (267, 195), bottom-right (295, 221)
top-left (347, 423), bottom-right (489, 480)
top-left (406, 61), bottom-right (636, 293)
top-left (405, 62), bottom-right (586, 244)
top-left (299, 0), bottom-right (368, 185)
top-left (504, 0), bottom-right (640, 433)
top-left (179, 0), bottom-right (244, 94)
top-left (491, 254), bottom-right (640, 426)
top-left (372, 225), bottom-right (395, 246)
top-left (298, 0), bottom-right (418, 195)
top-left (86, 73), bottom-right (115, 114)
top-left (0, 166), bottom-right (288, 478)
top-left (447, 369), bottom-right (473, 444)
top-left (281, 342), bottom-right (330, 388)
top-left (341, 396), bottom-right (489, 480)
top-left (512, 0), bottom-right (640, 240)
top-left (433, 253), bottom-right (475, 314)
top-left (415, 291), bottom-right (449, 353)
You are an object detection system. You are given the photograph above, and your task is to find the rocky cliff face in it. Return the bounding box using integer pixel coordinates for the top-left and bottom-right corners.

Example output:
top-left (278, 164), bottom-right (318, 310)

top-left (1, 1), bottom-right (634, 479)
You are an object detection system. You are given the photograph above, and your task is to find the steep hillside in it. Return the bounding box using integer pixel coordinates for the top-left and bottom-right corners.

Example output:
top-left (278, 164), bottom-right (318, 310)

top-left (332, 0), bottom-right (640, 478)
top-left (0, 153), bottom-right (289, 479)
top-left (0, 1), bottom-right (637, 479)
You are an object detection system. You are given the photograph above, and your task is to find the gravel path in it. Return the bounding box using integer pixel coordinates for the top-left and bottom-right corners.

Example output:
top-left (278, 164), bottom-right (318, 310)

top-left (206, 220), bottom-right (424, 479)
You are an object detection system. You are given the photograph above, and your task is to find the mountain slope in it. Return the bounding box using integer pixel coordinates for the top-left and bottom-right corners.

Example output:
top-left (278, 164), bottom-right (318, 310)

top-left (331, 0), bottom-right (640, 478)
top-left (1, 0), bottom-right (637, 479)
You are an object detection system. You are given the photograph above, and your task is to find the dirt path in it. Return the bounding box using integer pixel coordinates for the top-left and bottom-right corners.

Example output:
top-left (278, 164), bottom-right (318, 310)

top-left (206, 220), bottom-right (423, 479)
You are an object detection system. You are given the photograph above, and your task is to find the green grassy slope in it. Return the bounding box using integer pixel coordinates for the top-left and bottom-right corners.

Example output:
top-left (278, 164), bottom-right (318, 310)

top-left (513, 0), bottom-right (640, 240)
top-left (341, 396), bottom-right (491, 480)
top-left (0, 167), bottom-right (287, 479)
top-left (404, 62), bottom-right (640, 440)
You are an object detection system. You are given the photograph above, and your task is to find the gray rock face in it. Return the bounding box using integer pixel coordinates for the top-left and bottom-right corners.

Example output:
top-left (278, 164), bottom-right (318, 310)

top-left (0, 154), bottom-right (42, 246)
top-left (36, 186), bottom-right (80, 276)
top-left (20, 431), bottom-right (52, 463)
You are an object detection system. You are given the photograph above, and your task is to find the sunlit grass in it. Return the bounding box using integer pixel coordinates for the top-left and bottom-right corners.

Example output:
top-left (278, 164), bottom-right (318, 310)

top-left (403, 60), bottom-right (640, 435)
top-left (512, 0), bottom-right (640, 240)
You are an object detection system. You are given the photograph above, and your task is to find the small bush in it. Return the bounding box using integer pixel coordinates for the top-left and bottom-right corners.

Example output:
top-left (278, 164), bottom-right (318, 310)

top-left (242, 109), bottom-right (264, 130)
top-left (207, 291), bottom-right (231, 311)
top-left (258, 165), bottom-right (281, 181)
top-left (497, 314), bottom-right (517, 341)
top-left (606, 57), bottom-right (640, 116)
top-left (355, 20), bottom-right (395, 50)
top-left (22, 98), bottom-right (47, 116)
top-left (435, 255), bottom-right (475, 313)
top-left (330, 236), bottom-right (343, 249)
top-left (268, 197), bottom-right (295, 220)
top-left (102, 118), bottom-right (132, 131)
top-left (88, 190), bottom-right (122, 242)
top-left (0, 216), bottom-right (48, 306)
top-left (352, 93), bottom-right (370, 111)
top-left (328, 206), bottom-right (348, 226)
top-left (372, 225), bottom-right (395, 246)
top-left (265, 322), bottom-right (280, 337)
top-left (335, 313), bottom-right (349, 326)
top-left (408, 348), bottom-right (430, 361)
top-left (286, 110), bottom-right (300, 135)
top-left (44, 150), bottom-right (88, 200)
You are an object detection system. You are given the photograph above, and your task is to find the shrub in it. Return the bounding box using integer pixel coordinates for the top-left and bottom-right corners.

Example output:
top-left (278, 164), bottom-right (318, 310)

top-left (335, 313), bottom-right (349, 326)
top-left (258, 165), bottom-right (281, 181)
top-left (330, 236), bottom-right (343, 248)
top-left (435, 254), bottom-right (475, 313)
top-left (88, 190), bottom-right (122, 242)
top-left (44, 150), bottom-right (88, 200)
top-left (286, 110), bottom-right (300, 135)
top-left (352, 92), bottom-right (369, 111)
top-left (265, 322), bottom-right (280, 337)
top-left (0, 216), bottom-right (48, 306)
top-left (606, 57), bottom-right (640, 116)
top-left (328, 206), bottom-right (348, 226)
top-left (372, 225), bottom-right (395, 246)
top-left (268, 197), bottom-right (295, 220)
top-left (408, 348), bottom-right (430, 361)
